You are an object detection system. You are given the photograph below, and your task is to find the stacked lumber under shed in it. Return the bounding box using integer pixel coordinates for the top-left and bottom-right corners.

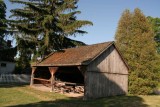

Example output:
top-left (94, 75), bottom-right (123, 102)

top-left (53, 81), bottom-right (84, 94)
top-left (52, 81), bottom-right (84, 94)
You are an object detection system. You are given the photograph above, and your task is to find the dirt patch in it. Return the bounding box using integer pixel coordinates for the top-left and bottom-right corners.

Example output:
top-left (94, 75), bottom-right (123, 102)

top-left (64, 93), bottom-right (84, 98)
top-left (31, 84), bottom-right (51, 92)
top-left (31, 84), bottom-right (84, 98)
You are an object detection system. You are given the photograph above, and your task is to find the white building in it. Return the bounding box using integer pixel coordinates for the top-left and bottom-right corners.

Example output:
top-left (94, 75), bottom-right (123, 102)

top-left (0, 61), bottom-right (15, 74)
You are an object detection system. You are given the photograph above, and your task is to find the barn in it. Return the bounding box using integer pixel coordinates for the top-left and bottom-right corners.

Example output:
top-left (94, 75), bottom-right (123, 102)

top-left (31, 41), bottom-right (129, 99)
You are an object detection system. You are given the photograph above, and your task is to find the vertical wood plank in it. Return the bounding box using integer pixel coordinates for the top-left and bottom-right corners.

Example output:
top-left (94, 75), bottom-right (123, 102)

top-left (83, 71), bottom-right (88, 100)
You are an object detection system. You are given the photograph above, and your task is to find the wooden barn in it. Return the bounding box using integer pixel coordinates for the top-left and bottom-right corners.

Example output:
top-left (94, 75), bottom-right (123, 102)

top-left (31, 41), bottom-right (129, 99)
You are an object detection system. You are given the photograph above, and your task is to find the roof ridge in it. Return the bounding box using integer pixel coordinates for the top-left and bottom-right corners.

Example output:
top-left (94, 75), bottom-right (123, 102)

top-left (59, 41), bottom-right (114, 52)
top-left (83, 41), bottom-right (114, 65)
top-left (74, 41), bottom-right (114, 48)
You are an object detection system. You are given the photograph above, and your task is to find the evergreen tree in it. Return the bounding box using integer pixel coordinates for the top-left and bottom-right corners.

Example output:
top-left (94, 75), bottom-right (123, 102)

top-left (9, 0), bottom-right (92, 60)
top-left (0, 0), bottom-right (17, 61)
top-left (115, 8), bottom-right (160, 95)
top-left (115, 9), bottom-right (132, 57)
top-left (0, 0), bottom-right (7, 47)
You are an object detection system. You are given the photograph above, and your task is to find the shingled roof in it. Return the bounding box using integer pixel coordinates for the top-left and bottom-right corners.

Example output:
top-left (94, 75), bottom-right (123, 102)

top-left (33, 41), bottom-right (116, 66)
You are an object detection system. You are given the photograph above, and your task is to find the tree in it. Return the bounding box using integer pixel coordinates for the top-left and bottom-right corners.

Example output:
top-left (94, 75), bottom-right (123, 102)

top-left (147, 16), bottom-right (160, 53)
top-left (0, 0), bottom-right (17, 61)
top-left (115, 8), bottom-right (160, 95)
top-left (9, 0), bottom-right (92, 61)
top-left (0, 0), bottom-right (7, 48)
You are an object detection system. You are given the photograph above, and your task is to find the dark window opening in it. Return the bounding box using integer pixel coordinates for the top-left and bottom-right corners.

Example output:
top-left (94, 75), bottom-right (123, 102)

top-left (1, 63), bottom-right (6, 67)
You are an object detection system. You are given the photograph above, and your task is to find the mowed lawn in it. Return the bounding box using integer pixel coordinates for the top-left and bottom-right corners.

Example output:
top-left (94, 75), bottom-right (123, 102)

top-left (0, 84), bottom-right (160, 107)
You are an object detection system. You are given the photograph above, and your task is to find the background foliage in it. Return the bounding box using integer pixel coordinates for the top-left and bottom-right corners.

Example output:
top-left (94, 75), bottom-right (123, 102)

top-left (0, 0), bottom-right (17, 62)
top-left (147, 16), bottom-right (160, 53)
top-left (115, 8), bottom-right (160, 95)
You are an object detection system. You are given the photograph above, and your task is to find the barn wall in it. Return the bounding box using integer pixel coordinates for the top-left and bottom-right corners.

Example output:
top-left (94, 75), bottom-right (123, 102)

top-left (85, 45), bottom-right (128, 99)
top-left (87, 45), bottom-right (128, 74)
top-left (85, 72), bottom-right (128, 99)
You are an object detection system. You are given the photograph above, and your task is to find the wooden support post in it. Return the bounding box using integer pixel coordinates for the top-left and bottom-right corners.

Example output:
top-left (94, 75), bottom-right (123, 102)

top-left (83, 71), bottom-right (88, 100)
top-left (30, 67), bottom-right (36, 86)
top-left (78, 66), bottom-right (88, 100)
top-left (49, 67), bottom-right (58, 92)
top-left (50, 71), bottom-right (54, 92)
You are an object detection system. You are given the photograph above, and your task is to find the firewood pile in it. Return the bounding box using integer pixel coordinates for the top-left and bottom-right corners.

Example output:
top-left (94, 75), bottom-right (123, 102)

top-left (53, 81), bottom-right (84, 94)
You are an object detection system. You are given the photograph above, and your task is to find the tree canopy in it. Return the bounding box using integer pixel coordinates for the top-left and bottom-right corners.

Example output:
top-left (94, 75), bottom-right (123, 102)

top-left (0, 0), bottom-right (17, 62)
top-left (147, 16), bottom-right (160, 53)
top-left (9, 0), bottom-right (93, 67)
top-left (0, 0), bottom-right (7, 45)
top-left (115, 8), bottom-right (160, 95)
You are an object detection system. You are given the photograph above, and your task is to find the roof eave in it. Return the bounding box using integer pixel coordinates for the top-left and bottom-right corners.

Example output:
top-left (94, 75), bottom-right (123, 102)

top-left (32, 63), bottom-right (88, 67)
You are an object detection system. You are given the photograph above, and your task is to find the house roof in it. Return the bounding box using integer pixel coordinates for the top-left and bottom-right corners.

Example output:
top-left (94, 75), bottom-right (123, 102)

top-left (32, 41), bottom-right (129, 69)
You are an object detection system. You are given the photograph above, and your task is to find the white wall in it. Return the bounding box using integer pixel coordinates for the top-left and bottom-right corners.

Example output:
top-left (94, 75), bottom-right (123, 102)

top-left (0, 61), bottom-right (16, 74)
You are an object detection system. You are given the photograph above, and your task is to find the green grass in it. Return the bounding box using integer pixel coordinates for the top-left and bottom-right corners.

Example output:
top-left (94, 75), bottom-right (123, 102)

top-left (158, 83), bottom-right (160, 89)
top-left (0, 84), bottom-right (160, 107)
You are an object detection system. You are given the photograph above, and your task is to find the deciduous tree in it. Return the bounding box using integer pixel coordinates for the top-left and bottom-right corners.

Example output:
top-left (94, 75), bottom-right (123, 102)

top-left (115, 8), bottom-right (160, 94)
top-left (147, 16), bottom-right (160, 53)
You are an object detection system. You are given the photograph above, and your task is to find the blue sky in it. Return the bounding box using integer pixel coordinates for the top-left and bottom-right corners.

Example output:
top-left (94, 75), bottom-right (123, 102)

top-left (5, 0), bottom-right (160, 45)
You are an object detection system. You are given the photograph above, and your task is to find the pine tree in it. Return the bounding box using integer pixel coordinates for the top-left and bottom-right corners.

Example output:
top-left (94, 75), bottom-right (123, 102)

top-left (0, 0), bottom-right (17, 61)
top-left (115, 8), bottom-right (160, 95)
top-left (0, 0), bottom-right (7, 47)
top-left (9, 0), bottom-right (92, 60)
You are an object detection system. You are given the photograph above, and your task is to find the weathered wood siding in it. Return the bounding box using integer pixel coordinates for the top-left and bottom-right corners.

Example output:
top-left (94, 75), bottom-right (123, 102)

top-left (85, 45), bottom-right (128, 99)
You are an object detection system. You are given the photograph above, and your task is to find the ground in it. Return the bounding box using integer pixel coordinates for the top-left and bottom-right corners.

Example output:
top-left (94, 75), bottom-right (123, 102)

top-left (31, 84), bottom-right (84, 97)
top-left (0, 84), bottom-right (160, 107)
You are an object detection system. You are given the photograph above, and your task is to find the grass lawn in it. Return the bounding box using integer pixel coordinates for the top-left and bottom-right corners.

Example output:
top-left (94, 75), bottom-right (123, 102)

top-left (0, 84), bottom-right (160, 107)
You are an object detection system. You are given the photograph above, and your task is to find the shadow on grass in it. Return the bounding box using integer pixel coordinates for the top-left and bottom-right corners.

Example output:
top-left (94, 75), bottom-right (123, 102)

top-left (7, 95), bottom-right (149, 107)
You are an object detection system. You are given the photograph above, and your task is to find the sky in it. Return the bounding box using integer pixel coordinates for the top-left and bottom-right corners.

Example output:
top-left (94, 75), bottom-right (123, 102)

top-left (4, 0), bottom-right (160, 45)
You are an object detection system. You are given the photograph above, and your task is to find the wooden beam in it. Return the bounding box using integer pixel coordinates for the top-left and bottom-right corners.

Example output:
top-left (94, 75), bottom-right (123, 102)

top-left (49, 67), bottom-right (58, 92)
top-left (30, 67), bottom-right (36, 86)
top-left (77, 66), bottom-right (87, 76)
top-left (34, 78), bottom-right (50, 82)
